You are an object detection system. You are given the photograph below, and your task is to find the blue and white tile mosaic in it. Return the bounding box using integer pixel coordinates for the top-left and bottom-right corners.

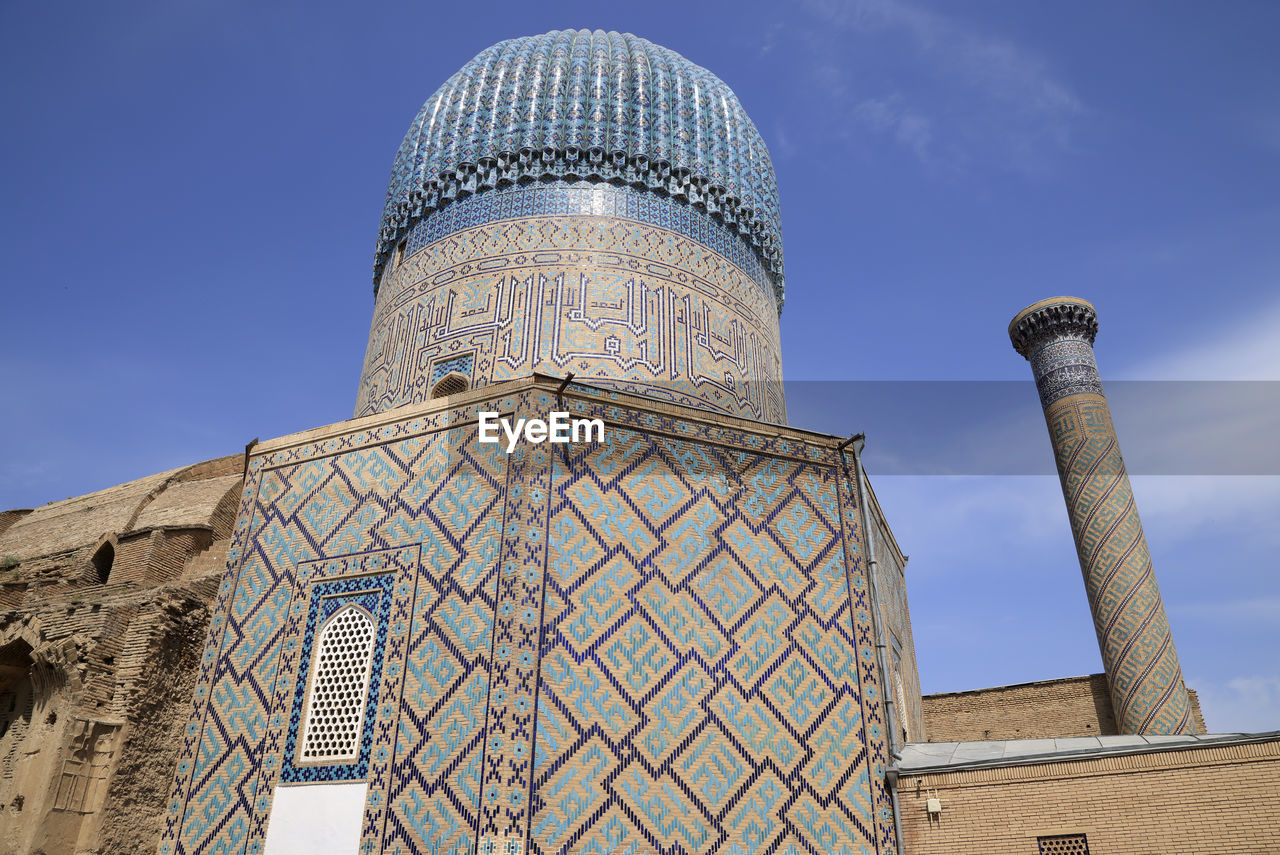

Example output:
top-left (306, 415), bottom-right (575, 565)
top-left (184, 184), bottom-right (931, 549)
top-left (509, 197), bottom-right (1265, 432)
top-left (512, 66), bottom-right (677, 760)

top-left (376, 30), bottom-right (783, 293)
top-left (280, 574), bottom-right (395, 784)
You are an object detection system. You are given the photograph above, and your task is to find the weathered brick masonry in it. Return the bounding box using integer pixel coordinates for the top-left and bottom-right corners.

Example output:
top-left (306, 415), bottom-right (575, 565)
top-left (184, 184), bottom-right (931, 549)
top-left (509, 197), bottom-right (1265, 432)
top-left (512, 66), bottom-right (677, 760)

top-left (922, 674), bottom-right (1206, 742)
top-left (0, 455), bottom-right (242, 855)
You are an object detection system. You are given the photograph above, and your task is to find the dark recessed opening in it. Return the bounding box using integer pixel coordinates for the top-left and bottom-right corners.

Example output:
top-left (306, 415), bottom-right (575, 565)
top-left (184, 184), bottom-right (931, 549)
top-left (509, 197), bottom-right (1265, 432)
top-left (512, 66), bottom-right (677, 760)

top-left (91, 542), bottom-right (114, 584)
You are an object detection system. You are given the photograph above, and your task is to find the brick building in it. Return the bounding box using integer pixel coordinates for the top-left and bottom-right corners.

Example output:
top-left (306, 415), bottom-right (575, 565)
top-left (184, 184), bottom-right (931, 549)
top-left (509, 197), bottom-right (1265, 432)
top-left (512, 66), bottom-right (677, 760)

top-left (0, 457), bottom-right (242, 853)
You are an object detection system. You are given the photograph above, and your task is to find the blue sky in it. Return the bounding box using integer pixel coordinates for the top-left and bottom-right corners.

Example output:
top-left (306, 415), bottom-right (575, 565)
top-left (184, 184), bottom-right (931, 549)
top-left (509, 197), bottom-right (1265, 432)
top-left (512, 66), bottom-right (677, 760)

top-left (2, 1), bottom-right (1278, 731)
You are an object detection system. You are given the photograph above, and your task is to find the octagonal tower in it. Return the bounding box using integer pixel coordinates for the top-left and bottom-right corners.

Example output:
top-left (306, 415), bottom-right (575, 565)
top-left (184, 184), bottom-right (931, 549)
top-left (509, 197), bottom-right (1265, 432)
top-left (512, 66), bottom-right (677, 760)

top-left (355, 30), bottom-right (787, 423)
top-left (163, 32), bottom-right (903, 855)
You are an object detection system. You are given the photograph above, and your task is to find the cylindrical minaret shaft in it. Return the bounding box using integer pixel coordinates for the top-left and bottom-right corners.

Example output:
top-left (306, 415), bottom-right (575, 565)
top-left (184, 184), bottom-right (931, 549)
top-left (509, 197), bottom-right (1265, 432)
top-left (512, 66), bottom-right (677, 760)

top-left (1010, 297), bottom-right (1195, 735)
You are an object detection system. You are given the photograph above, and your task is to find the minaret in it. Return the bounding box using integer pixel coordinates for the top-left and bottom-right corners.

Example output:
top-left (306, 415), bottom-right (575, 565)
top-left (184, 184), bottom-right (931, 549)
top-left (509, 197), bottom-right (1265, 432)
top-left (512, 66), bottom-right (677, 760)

top-left (1009, 297), bottom-right (1195, 735)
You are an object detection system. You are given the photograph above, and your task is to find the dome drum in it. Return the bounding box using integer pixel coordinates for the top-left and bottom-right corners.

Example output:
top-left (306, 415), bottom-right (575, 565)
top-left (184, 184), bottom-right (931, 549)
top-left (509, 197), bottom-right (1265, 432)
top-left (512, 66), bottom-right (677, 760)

top-left (357, 180), bottom-right (786, 422)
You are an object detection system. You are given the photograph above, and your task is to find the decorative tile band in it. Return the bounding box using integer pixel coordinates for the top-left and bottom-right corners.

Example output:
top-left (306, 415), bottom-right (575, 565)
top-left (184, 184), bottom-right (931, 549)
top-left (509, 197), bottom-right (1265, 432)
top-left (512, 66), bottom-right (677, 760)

top-left (1010, 297), bottom-right (1102, 407)
top-left (356, 183), bottom-right (786, 423)
top-left (1029, 339), bottom-right (1105, 408)
top-left (396, 182), bottom-right (777, 308)
top-left (430, 352), bottom-right (477, 387)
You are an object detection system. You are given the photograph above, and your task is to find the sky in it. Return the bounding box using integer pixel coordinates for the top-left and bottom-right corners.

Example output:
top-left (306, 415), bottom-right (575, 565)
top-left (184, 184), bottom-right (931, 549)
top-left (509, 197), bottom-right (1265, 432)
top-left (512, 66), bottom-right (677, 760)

top-left (2, 0), bottom-right (1278, 731)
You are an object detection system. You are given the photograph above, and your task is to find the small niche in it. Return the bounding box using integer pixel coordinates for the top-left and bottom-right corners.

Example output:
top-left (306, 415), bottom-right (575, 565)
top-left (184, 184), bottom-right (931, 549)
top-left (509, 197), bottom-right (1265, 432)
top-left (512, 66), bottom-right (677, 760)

top-left (91, 542), bottom-right (114, 584)
top-left (431, 373), bottom-right (470, 399)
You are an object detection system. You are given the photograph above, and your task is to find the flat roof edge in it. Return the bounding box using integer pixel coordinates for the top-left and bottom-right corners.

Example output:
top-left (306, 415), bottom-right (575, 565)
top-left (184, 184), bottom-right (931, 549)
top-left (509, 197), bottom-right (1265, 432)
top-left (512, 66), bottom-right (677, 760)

top-left (893, 730), bottom-right (1280, 777)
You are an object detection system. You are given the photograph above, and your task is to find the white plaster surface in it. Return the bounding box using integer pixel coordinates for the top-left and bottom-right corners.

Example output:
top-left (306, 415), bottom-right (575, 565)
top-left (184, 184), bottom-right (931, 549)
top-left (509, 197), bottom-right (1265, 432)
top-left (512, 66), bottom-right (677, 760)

top-left (262, 781), bottom-right (368, 855)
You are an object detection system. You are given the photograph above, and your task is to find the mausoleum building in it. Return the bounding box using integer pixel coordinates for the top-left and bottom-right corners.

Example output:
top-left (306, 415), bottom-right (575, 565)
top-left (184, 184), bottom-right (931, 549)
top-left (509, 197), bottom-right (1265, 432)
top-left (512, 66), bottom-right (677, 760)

top-left (1, 28), bottom-right (1277, 855)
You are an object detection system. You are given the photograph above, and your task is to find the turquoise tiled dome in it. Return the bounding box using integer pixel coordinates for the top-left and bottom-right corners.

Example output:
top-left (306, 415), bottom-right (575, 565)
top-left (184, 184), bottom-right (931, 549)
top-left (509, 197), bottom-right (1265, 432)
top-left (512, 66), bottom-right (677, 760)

top-left (375, 29), bottom-right (783, 298)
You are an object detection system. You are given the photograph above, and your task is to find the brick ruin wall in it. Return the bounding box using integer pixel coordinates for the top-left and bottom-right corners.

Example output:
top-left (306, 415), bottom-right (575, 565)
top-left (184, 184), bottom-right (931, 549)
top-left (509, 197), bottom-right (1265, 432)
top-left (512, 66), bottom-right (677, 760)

top-left (0, 455), bottom-right (242, 855)
top-left (97, 576), bottom-right (221, 855)
top-left (921, 673), bottom-right (1207, 742)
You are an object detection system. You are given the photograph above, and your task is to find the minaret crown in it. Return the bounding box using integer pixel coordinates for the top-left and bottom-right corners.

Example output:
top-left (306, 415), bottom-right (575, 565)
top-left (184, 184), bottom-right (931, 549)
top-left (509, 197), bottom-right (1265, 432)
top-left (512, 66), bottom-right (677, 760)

top-left (1008, 296), bottom-right (1099, 360)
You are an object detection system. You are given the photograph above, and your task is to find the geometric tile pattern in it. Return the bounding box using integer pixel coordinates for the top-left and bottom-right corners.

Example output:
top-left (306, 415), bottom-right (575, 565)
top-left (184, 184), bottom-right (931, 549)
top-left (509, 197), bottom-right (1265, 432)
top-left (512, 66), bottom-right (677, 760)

top-left (532, 422), bottom-right (892, 855)
top-left (375, 30), bottom-right (783, 291)
top-left (357, 184), bottom-right (785, 424)
top-left (162, 383), bottom-right (894, 855)
top-left (472, 435), bottom-right (554, 849)
top-left (362, 434), bottom-right (505, 855)
top-left (430, 353), bottom-right (476, 387)
top-left (1012, 297), bottom-right (1194, 736)
top-left (281, 573), bottom-right (395, 782)
top-left (400, 183), bottom-right (774, 300)
top-left (159, 416), bottom-right (504, 855)
top-left (1046, 395), bottom-right (1193, 735)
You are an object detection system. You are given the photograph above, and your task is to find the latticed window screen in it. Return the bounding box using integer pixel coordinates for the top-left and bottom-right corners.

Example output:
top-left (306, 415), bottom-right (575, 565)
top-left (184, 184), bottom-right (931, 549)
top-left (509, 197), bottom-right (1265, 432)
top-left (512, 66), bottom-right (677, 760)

top-left (431, 372), bottom-right (469, 399)
top-left (299, 605), bottom-right (376, 763)
top-left (893, 666), bottom-right (910, 742)
top-left (1038, 834), bottom-right (1089, 854)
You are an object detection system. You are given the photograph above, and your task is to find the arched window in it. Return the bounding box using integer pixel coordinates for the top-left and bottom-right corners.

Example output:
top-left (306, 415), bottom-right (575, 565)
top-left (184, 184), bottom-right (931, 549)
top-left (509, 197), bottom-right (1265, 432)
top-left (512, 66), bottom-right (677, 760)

top-left (891, 645), bottom-right (910, 743)
top-left (91, 542), bottom-right (114, 585)
top-left (894, 670), bottom-right (910, 743)
top-left (298, 606), bottom-right (376, 764)
top-left (431, 372), bottom-right (469, 399)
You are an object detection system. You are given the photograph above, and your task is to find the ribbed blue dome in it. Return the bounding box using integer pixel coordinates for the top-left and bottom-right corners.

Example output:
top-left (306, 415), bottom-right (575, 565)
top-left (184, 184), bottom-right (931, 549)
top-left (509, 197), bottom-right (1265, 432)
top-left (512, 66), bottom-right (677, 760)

top-left (374, 29), bottom-right (783, 301)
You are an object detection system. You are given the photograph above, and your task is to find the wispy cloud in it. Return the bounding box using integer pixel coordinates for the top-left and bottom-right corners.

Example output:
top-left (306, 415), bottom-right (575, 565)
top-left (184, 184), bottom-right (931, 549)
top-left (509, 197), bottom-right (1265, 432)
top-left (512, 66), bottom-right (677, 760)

top-left (757, 19), bottom-right (785, 57)
top-left (1170, 597), bottom-right (1280, 624)
top-left (1244, 109), bottom-right (1280, 156)
top-left (1131, 476), bottom-right (1280, 545)
top-left (859, 299), bottom-right (1280, 709)
top-left (1189, 674), bottom-right (1280, 733)
top-left (853, 94), bottom-right (933, 161)
top-left (771, 123), bottom-right (799, 161)
top-left (1122, 296), bottom-right (1280, 381)
top-left (872, 475), bottom-right (1073, 581)
top-left (1110, 296), bottom-right (1280, 492)
top-left (793, 0), bottom-right (1083, 173)
top-left (871, 304), bottom-right (1280, 724)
